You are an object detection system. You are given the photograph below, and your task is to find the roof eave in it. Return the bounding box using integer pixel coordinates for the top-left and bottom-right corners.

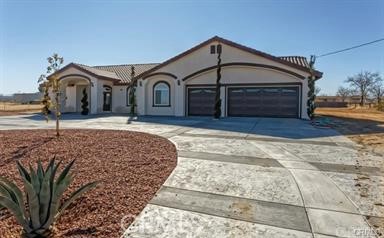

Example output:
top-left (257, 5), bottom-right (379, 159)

top-left (49, 62), bottom-right (122, 83)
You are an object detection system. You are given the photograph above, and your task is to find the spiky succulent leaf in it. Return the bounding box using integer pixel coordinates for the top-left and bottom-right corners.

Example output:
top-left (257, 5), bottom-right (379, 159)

top-left (17, 162), bottom-right (41, 229)
top-left (0, 195), bottom-right (31, 233)
top-left (45, 157), bottom-right (55, 174)
top-left (29, 164), bottom-right (41, 196)
top-left (39, 165), bottom-right (53, 224)
top-left (0, 183), bottom-right (10, 197)
top-left (37, 160), bottom-right (44, 186)
top-left (57, 181), bottom-right (98, 218)
top-left (56, 159), bottom-right (75, 186)
top-left (42, 174), bottom-right (73, 229)
top-left (0, 177), bottom-right (27, 219)
top-left (17, 161), bottom-right (31, 182)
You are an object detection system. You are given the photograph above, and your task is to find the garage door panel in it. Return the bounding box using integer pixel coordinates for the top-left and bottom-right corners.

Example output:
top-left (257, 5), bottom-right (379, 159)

top-left (228, 86), bottom-right (299, 118)
top-left (188, 88), bottom-right (215, 116)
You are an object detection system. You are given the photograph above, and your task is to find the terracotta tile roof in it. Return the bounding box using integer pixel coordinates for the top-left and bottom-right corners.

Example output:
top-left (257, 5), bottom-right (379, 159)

top-left (278, 56), bottom-right (310, 69)
top-left (92, 63), bottom-right (158, 83)
top-left (71, 63), bottom-right (158, 84)
top-left (74, 63), bottom-right (121, 80)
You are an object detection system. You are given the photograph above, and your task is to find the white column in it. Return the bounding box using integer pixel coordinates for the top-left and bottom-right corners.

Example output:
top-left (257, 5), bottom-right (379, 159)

top-left (301, 79), bottom-right (310, 120)
top-left (220, 86), bottom-right (225, 117)
top-left (65, 85), bottom-right (76, 112)
top-left (90, 79), bottom-right (98, 114)
top-left (174, 80), bottom-right (184, 116)
top-left (136, 79), bottom-right (146, 115)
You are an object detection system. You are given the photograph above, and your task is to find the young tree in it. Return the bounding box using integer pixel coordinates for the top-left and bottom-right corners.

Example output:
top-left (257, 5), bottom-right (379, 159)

top-left (38, 54), bottom-right (64, 137)
top-left (346, 71), bottom-right (381, 106)
top-left (336, 86), bottom-right (353, 102)
top-left (129, 66), bottom-right (136, 115)
top-left (81, 88), bottom-right (89, 115)
top-left (40, 81), bottom-right (51, 115)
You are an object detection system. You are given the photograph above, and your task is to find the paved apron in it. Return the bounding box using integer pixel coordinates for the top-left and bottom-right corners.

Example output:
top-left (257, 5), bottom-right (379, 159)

top-left (0, 114), bottom-right (381, 238)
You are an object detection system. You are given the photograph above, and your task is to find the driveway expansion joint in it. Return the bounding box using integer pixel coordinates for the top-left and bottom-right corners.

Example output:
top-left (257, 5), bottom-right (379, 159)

top-left (150, 186), bottom-right (312, 233)
top-left (177, 150), bottom-right (283, 167)
top-left (180, 132), bottom-right (348, 147)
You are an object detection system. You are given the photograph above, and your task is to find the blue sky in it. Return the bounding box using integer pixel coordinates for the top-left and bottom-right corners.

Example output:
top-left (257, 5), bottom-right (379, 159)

top-left (0, 0), bottom-right (383, 95)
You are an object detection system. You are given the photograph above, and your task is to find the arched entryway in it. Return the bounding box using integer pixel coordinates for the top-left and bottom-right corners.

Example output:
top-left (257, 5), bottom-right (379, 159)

top-left (59, 75), bottom-right (92, 114)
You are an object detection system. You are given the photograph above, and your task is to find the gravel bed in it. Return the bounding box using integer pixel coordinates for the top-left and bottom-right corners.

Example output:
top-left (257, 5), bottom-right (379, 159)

top-left (0, 129), bottom-right (177, 237)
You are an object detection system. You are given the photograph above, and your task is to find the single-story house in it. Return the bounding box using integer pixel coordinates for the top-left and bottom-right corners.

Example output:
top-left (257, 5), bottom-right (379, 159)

top-left (52, 36), bottom-right (322, 119)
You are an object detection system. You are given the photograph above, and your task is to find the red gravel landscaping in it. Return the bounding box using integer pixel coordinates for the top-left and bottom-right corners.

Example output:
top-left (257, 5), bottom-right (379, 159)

top-left (0, 129), bottom-right (177, 238)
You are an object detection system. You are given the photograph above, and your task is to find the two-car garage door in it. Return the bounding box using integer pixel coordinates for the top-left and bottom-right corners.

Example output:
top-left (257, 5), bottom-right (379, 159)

top-left (227, 87), bottom-right (299, 117)
top-left (188, 86), bottom-right (300, 118)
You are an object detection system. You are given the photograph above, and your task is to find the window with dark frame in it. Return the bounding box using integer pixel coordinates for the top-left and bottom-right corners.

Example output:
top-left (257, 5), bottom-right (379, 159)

top-left (210, 45), bottom-right (216, 54)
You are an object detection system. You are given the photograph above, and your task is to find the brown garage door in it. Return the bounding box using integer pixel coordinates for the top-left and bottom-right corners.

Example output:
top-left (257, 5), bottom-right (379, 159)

top-left (228, 86), bottom-right (299, 118)
top-left (188, 88), bottom-right (216, 116)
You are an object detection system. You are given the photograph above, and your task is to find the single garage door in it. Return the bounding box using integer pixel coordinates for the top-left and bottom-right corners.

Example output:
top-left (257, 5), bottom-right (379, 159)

top-left (228, 86), bottom-right (299, 118)
top-left (188, 88), bottom-right (216, 116)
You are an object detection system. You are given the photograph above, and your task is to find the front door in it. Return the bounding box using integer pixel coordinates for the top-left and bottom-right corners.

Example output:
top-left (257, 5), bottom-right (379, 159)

top-left (103, 92), bottom-right (112, 111)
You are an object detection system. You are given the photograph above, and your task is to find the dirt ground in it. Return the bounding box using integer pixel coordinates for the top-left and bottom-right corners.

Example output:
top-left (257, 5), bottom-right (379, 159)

top-left (0, 102), bottom-right (42, 116)
top-left (316, 107), bottom-right (384, 156)
top-left (0, 129), bottom-right (177, 238)
top-left (316, 107), bottom-right (384, 235)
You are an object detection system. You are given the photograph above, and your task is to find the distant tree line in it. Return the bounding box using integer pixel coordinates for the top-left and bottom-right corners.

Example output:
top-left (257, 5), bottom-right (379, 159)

top-left (336, 71), bottom-right (383, 106)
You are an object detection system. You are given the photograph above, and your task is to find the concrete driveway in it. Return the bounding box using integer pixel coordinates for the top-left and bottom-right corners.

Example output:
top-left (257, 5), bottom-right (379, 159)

top-left (0, 114), bottom-right (382, 238)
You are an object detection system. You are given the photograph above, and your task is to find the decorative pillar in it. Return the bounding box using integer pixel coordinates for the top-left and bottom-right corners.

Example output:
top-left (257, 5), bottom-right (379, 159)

top-left (90, 79), bottom-right (98, 114)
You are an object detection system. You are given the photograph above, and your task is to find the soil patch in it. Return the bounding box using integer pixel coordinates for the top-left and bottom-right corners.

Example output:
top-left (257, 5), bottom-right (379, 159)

top-left (0, 129), bottom-right (177, 237)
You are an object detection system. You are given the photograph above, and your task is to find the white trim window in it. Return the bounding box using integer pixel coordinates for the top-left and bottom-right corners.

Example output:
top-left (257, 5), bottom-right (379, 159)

top-left (153, 82), bottom-right (170, 106)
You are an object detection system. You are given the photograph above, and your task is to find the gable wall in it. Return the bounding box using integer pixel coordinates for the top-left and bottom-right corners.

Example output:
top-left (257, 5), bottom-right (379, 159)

top-left (139, 40), bottom-right (311, 118)
top-left (146, 40), bottom-right (311, 80)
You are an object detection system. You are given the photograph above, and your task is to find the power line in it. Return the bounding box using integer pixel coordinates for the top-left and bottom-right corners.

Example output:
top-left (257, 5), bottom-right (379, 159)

top-left (316, 38), bottom-right (384, 58)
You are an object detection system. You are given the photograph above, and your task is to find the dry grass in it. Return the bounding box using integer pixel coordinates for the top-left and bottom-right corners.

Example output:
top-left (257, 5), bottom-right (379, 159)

top-left (0, 102), bottom-right (42, 116)
top-left (316, 107), bottom-right (384, 156)
top-left (316, 107), bottom-right (384, 122)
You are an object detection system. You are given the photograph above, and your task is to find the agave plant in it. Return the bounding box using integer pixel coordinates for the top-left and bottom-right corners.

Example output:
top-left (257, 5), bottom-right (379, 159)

top-left (0, 158), bottom-right (98, 238)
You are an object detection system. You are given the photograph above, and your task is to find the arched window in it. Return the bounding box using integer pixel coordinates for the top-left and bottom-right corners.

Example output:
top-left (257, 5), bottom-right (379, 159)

top-left (153, 81), bottom-right (170, 106)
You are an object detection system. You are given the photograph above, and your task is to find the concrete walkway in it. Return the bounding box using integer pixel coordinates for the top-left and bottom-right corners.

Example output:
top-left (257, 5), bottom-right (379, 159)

top-left (0, 114), bottom-right (382, 238)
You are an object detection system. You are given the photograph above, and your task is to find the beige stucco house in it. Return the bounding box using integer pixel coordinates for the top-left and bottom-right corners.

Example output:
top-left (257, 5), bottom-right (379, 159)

top-left (53, 36), bottom-right (322, 119)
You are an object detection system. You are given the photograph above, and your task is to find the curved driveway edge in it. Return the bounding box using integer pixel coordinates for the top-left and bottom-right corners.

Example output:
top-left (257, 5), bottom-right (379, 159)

top-left (0, 114), bottom-right (381, 237)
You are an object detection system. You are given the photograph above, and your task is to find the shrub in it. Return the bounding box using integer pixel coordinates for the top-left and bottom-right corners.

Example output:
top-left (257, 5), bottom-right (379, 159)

top-left (0, 158), bottom-right (98, 238)
top-left (81, 88), bottom-right (89, 115)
